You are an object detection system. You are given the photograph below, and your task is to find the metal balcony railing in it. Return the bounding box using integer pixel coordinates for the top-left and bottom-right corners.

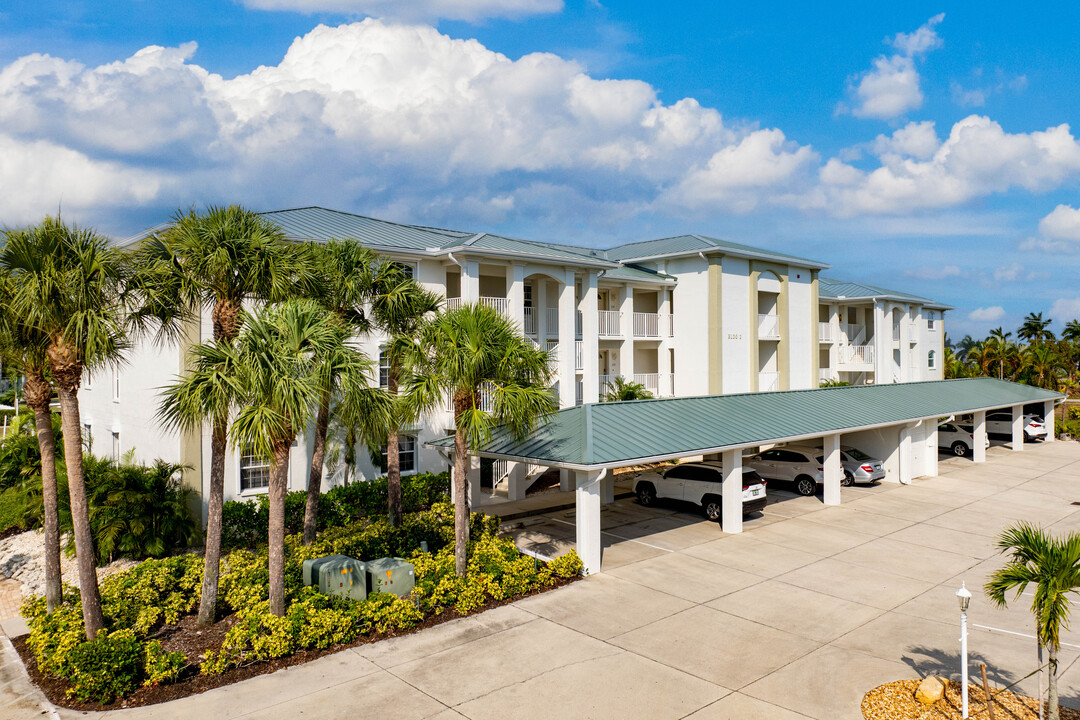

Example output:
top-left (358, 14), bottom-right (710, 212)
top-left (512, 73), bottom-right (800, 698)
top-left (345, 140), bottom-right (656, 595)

top-left (598, 310), bottom-right (622, 337)
top-left (758, 371), bottom-right (780, 392)
top-left (838, 344), bottom-right (874, 365)
top-left (758, 314), bottom-right (781, 340)
top-left (633, 312), bottom-right (673, 338)
top-left (818, 322), bottom-right (833, 343)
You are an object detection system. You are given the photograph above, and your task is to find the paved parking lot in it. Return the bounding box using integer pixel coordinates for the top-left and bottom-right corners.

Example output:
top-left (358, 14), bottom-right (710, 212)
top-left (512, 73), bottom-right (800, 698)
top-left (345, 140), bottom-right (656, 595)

top-left (7, 440), bottom-right (1080, 719)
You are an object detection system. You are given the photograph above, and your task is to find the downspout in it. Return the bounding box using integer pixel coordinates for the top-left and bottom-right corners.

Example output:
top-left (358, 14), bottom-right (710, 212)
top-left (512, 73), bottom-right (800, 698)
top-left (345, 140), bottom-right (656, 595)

top-left (447, 252), bottom-right (465, 270)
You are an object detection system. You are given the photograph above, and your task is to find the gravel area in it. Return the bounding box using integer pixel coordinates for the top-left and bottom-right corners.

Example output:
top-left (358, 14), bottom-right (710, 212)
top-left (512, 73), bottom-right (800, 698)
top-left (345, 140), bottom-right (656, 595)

top-left (0, 529), bottom-right (138, 598)
top-left (862, 679), bottom-right (1080, 720)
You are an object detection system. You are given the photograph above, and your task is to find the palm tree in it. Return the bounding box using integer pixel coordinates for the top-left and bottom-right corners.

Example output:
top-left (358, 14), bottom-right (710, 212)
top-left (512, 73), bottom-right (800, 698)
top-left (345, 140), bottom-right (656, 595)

top-left (230, 300), bottom-right (377, 616)
top-left (368, 271), bottom-right (441, 527)
top-left (1019, 312), bottom-right (1054, 346)
top-left (986, 522), bottom-right (1080, 720)
top-left (1, 217), bottom-right (129, 640)
top-left (129, 205), bottom-right (307, 626)
top-left (603, 376), bottom-right (655, 401)
top-left (942, 347), bottom-right (973, 379)
top-left (1019, 344), bottom-right (1066, 391)
top-left (956, 334), bottom-right (979, 362)
top-left (405, 304), bottom-right (557, 575)
top-left (0, 270), bottom-right (62, 613)
top-left (1062, 319), bottom-right (1080, 344)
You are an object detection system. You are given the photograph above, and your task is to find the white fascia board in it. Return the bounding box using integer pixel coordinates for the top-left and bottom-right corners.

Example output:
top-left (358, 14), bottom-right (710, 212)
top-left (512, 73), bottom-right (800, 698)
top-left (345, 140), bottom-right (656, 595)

top-left (617, 247), bottom-right (830, 271)
top-left (437, 246), bottom-right (618, 269)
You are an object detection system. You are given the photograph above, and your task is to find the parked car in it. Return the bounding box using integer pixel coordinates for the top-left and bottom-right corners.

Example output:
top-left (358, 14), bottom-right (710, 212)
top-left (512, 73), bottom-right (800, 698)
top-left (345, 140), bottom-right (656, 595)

top-left (633, 461), bottom-right (768, 520)
top-left (938, 422), bottom-right (989, 457)
top-left (839, 446), bottom-right (886, 485)
top-left (984, 411), bottom-right (1048, 442)
top-left (744, 445), bottom-right (824, 496)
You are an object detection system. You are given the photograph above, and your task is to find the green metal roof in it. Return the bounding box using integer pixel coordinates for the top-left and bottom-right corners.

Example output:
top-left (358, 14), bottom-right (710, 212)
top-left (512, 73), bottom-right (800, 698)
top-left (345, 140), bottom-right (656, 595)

top-left (430, 378), bottom-right (1062, 469)
top-left (261, 207), bottom-right (461, 251)
top-left (605, 233), bottom-right (829, 269)
top-left (819, 277), bottom-right (951, 310)
top-left (437, 232), bottom-right (617, 268)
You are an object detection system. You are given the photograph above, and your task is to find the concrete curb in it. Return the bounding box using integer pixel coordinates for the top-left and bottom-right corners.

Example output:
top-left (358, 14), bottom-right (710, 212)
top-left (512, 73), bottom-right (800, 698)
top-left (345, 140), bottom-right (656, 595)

top-left (0, 634), bottom-right (60, 720)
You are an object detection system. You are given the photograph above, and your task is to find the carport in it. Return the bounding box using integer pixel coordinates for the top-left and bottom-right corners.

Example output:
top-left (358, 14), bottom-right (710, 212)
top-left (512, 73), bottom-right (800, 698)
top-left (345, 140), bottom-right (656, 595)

top-left (430, 378), bottom-right (1063, 575)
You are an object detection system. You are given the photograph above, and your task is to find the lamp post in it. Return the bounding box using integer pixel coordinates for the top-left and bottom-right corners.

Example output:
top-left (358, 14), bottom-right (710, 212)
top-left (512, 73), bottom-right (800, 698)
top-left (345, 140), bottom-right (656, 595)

top-left (957, 582), bottom-right (972, 719)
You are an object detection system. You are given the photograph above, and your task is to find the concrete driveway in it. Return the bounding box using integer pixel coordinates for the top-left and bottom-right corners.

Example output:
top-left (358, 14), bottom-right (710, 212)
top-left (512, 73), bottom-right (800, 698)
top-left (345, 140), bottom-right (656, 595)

top-left (7, 441), bottom-right (1080, 720)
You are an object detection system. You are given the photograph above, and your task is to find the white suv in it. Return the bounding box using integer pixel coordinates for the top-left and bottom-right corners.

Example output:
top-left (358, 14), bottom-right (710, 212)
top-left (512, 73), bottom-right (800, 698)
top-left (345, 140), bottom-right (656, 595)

top-left (938, 422), bottom-right (990, 457)
top-left (984, 412), bottom-right (1048, 442)
top-left (744, 445), bottom-right (825, 496)
top-left (633, 462), bottom-right (768, 521)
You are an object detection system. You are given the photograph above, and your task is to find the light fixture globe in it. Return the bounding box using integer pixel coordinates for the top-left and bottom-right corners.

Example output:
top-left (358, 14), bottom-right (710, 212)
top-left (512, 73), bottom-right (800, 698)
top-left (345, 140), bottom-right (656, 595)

top-left (957, 582), bottom-right (971, 612)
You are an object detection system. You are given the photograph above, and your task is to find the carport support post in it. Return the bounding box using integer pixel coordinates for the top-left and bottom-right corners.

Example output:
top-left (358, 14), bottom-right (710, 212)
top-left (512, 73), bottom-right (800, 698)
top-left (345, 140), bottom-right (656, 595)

top-left (721, 450), bottom-right (742, 534)
top-left (1012, 404), bottom-right (1025, 452)
top-left (600, 472), bottom-right (615, 505)
top-left (575, 470), bottom-right (603, 575)
top-left (973, 410), bottom-right (987, 463)
top-left (1045, 400), bottom-right (1056, 442)
top-left (507, 462), bottom-right (529, 501)
top-left (823, 433), bottom-right (842, 506)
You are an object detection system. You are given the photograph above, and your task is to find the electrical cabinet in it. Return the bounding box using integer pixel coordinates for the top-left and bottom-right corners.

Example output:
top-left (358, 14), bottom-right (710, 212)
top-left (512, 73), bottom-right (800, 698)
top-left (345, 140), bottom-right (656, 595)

top-left (302, 554), bottom-right (368, 602)
top-left (366, 557), bottom-right (415, 597)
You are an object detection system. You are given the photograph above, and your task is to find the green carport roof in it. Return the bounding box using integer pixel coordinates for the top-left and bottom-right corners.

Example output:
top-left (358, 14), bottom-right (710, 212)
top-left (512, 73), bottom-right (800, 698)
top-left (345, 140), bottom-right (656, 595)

top-left (428, 378), bottom-right (1063, 469)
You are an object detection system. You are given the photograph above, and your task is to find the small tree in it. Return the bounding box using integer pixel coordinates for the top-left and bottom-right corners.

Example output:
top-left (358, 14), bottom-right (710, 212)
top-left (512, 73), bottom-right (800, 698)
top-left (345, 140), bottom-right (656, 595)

top-left (986, 522), bottom-right (1080, 720)
top-left (405, 304), bottom-right (557, 575)
top-left (603, 376), bottom-right (654, 401)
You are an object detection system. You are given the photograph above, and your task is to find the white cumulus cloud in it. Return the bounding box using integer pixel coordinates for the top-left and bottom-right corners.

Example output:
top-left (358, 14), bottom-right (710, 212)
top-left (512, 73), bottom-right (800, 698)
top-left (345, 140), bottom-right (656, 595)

top-left (1051, 298), bottom-right (1080, 323)
top-left (969, 306), bottom-right (1005, 322)
top-left (238, 0), bottom-right (563, 22)
top-left (904, 265), bottom-right (963, 280)
top-left (1039, 204), bottom-right (1080, 241)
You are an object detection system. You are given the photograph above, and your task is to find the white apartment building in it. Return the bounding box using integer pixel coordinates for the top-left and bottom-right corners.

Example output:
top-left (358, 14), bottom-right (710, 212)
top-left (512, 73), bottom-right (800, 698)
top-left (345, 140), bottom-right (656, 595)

top-left (80, 207), bottom-right (948, 515)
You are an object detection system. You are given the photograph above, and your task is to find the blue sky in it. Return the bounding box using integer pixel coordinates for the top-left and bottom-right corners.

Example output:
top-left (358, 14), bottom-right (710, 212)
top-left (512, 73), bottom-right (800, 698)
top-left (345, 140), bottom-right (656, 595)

top-left (2, 1), bottom-right (1079, 340)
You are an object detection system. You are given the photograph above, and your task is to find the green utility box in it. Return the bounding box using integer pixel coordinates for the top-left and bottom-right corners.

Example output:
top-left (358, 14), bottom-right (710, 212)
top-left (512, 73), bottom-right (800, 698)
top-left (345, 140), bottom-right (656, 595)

top-left (366, 557), bottom-right (415, 597)
top-left (302, 554), bottom-right (368, 602)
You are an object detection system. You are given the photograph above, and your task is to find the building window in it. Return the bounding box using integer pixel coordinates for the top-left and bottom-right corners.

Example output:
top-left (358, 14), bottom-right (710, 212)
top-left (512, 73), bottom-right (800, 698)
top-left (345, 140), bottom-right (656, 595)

top-left (82, 423), bottom-right (93, 450)
top-left (927, 312), bottom-right (936, 330)
top-left (383, 434), bottom-right (417, 473)
top-left (112, 366), bottom-right (120, 402)
top-left (928, 350), bottom-right (936, 369)
top-left (239, 447), bottom-right (271, 491)
top-left (523, 284), bottom-right (533, 309)
top-left (111, 431), bottom-right (120, 462)
top-left (378, 348), bottom-right (390, 389)
top-left (389, 261), bottom-right (414, 279)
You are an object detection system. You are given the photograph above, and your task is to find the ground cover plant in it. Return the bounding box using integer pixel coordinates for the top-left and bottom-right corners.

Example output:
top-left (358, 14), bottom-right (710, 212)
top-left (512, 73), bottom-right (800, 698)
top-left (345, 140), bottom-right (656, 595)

top-left (20, 502), bottom-right (583, 706)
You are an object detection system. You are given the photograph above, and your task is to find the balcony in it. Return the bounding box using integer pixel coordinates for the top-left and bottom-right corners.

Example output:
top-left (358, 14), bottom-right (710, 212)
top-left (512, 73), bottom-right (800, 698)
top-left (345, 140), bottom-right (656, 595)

top-left (842, 323), bottom-right (864, 344)
top-left (633, 312), bottom-right (674, 339)
top-left (595, 373), bottom-right (675, 398)
top-left (818, 368), bottom-right (834, 383)
top-left (892, 324), bottom-right (901, 342)
top-left (838, 344), bottom-right (874, 365)
top-left (547, 307), bottom-right (559, 332)
top-left (818, 322), bottom-right (833, 343)
top-left (758, 371), bottom-right (780, 392)
top-left (758, 314), bottom-right (781, 341)
top-left (445, 296), bottom-right (510, 315)
top-left (598, 310), bottom-right (622, 337)
top-left (445, 385), bottom-right (495, 413)
top-left (575, 340), bottom-right (583, 370)
top-left (523, 307), bottom-right (537, 335)
top-left (908, 322), bottom-right (919, 343)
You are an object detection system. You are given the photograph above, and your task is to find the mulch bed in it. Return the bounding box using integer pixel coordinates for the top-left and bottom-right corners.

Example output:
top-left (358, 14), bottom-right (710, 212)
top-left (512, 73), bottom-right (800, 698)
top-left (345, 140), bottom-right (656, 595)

top-left (14, 574), bottom-right (580, 712)
top-left (0, 525), bottom-right (26, 542)
top-left (863, 679), bottom-right (1080, 720)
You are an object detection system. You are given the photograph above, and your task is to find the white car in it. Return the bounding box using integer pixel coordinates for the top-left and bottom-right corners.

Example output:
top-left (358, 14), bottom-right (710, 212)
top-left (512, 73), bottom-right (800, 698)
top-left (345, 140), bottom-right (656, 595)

top-left (984, 411), bottom-right (1048, 442)
top-left (633, 462), bottom-right (768, 521)
top-left (744, 445), bottom-right (825, 496)
top-left (938, 422), bottom-right (990, 457)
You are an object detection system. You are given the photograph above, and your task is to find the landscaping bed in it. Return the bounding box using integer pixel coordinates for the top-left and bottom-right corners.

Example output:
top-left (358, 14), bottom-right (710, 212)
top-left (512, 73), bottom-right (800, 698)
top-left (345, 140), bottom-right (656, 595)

top-left (17, 502), bottom-right (583, 710)
top-left (863, 679), bottom-right (1080, 719)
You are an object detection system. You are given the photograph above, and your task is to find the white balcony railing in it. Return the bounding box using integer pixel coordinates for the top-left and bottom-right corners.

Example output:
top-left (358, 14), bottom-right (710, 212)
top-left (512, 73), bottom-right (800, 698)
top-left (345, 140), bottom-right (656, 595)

top-left (819, 368), bottom-right (834, 383)
top-left (818, 322), bottom-right (833, 343)
top-left (758, 314), bottom-right (781, 340)
top-left (598, 374), bottom-right (617, 397)
top-left (633, 312), bottom-right (673, 338)
top-left (632, 373), bottom-right (661, 396)
top-left (575, 380), bottom-right (583, 406)
top-left (445, 385), bottom-right (495, 413)
top-left (892, 324), bottom-right (901, 342)
top-left (594, 373), bottom-right (675, 398)
top-left (838, 344), bottom-right (874, 365)
top-left (546, 307), bottom-right (559, 334)
top-left (758, 371), bottom-right (780, 392)
top-left (598, 310), bottom-right (622, 337)
top-left (523, 307), bottom-right (537, 335)
top-left (908, 323), bottom-right (919, 343)
top-left (444, 296), bottom-right (510, 315)
top-left (575, 340), bottom-right (583, 370)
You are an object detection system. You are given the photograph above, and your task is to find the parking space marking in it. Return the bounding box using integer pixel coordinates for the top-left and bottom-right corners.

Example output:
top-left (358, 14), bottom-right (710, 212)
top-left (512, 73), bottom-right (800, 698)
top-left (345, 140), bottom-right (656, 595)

top-left (548, 517), bottom-right (675, 553)
top-left (973, 623), bottom-right (1080, 650)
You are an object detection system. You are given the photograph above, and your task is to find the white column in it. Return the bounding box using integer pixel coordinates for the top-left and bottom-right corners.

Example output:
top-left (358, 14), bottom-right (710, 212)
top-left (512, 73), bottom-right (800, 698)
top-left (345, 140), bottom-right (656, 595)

top-left (468, 454), bottom-right (483, 509)
top-left (560, 468), bottom-right (573, 491)
top-left (823, 433), bottom-right (842, 505)
top-left (463, 259), bottom-right (480, 302)
top-left (558, 270), bottom-right (577, 408)
top-left (507, 263), bottom-right (525, 331)
top-left (507, 462), bottom-right (529, 501)
top-left (658, 288), bottom-right (673, 395)
top-left (581, 271), bottom-right (600, 404)
top-left (721, 449), bottom-right (742, 534)
top-left (619, 286), bottom-right (634, 381)
top-left (575, 470), bottom-right (603, 575)
top-left (537, 279), bottom-right (549, 340)
top-left (600, 473), bottom-right (615, 505)
top-left (973, 410), bottom-right (987, 463)
top-left (926, 427), bottom-right (939, 477)
top-left (1012, 404), bottom-right (1025, 452)
top-left (1045, 400), bottom-right (1056, 442)
top-left (898, 426), bottom-right (913, 485)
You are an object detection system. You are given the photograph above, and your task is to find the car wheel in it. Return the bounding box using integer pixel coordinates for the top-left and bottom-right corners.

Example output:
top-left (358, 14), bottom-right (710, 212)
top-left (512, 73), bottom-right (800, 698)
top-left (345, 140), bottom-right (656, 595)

top-left (951, 442), bottom-right (969, 457)
top-left (794, 475), bottom-right (817, 496)
top-left (841, 471), bottom-right (855, 487)
top-left (636, 483), bottom-right (657, 507)
top-left (702, 497), bottom-right (722, 522)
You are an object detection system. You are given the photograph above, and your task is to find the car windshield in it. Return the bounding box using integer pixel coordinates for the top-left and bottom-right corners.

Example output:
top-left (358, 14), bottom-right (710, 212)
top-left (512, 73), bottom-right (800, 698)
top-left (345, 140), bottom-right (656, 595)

top-left (844, 448), bottom-right (872, 461)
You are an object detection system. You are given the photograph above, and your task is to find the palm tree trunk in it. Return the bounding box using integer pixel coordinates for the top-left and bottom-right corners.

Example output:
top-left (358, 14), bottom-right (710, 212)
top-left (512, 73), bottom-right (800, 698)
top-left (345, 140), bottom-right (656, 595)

top-left (268, 439), bottom-right (291, 617)
top-left (25, 371), bottom-right (61, 613)
top-left (1049, 643), bottom-right (1059, 720)
top-left (387, 369), bottom-right (402, 527)
top-left (453, 420), bottom-right (469, 576)
top-left (303, 392), bottom-right (331, 545)
top-left (55, 385), bottom-right (105, 639)
top-left (196, 419), bottom-right (227, 626)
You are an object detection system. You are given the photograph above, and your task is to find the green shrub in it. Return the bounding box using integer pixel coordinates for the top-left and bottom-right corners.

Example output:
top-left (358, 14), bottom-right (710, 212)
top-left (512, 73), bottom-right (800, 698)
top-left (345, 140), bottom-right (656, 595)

top-left (99, 554), bottom-right (203, 634)
top-left (65, 629), bottom-right (143, 703)
top-left (143, 641), bottom-right (186, 687)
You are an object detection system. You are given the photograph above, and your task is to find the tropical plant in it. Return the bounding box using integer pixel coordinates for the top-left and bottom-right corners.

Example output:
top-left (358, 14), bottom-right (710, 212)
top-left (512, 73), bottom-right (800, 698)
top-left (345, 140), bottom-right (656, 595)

top-left (1, 217), bottom-right (129, 639)
top-left (817, 378), bottom-right (852, 388)
top-left (942, 346), bottom-right (974, 379)
top-left (986, 522), bottom-right (1080, 720)
top-left (368, 270), bottom-right (442, 527)
top-left (603, 375), bottom-right (655, 400)
top-left (229, 300), bottom-right (385, 616)
top-left (1017, 343), bottom-right (1066, 391)
top-left (955, 334), bottom-right (979, 362)
top-left (404, 303), bottom-right (557, 575)
top-left (130, 205), bottom-right (308, 626)
top-left (1019, 311), bottom-right (1055, 346)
